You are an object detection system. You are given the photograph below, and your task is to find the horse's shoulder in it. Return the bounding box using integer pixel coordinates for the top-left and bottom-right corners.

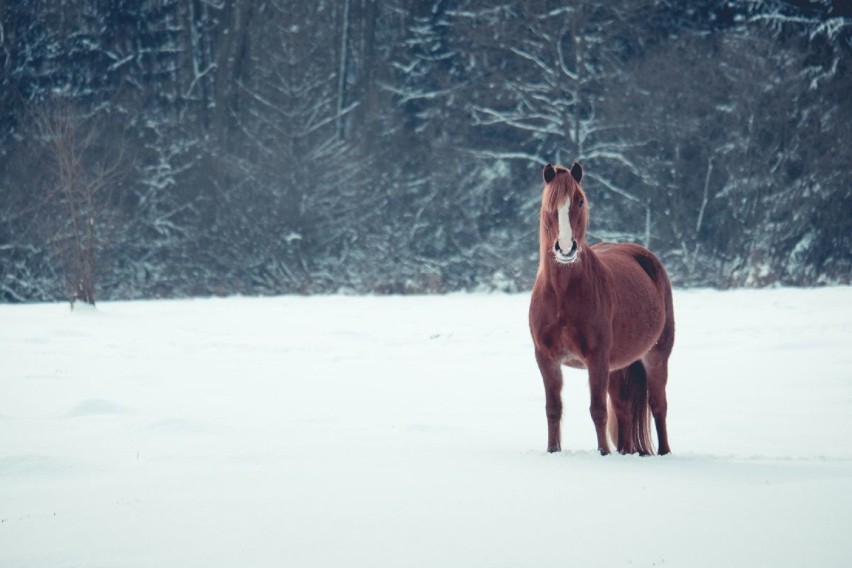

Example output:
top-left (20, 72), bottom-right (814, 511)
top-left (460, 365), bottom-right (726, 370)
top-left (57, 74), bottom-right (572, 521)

top-left (529, 277), bottom-right (554, 320)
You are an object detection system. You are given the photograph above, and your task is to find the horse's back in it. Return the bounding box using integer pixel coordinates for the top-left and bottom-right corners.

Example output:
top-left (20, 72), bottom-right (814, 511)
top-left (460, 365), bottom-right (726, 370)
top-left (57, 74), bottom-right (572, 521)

top-left (593, 243), bottom-right (670, 289)
top-left (592, 243), bottom-right (674, 366)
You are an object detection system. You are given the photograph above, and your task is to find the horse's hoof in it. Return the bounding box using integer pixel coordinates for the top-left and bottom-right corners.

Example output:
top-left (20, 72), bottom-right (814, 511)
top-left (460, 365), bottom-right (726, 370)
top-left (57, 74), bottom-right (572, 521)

top-left (599, 448), bottom-right (610, 456)
top-left (547, 445), bottom-right (561, 453)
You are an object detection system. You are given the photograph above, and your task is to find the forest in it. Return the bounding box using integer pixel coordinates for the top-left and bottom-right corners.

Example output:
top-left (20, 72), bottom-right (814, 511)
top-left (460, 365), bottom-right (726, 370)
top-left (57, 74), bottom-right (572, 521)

top-left (0, 0), bottom-right (850, 303)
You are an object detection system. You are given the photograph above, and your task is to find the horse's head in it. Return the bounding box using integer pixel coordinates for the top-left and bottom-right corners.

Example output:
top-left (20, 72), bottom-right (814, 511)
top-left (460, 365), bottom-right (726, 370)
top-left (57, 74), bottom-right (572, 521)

top-left (540, 162), bottom-right (588, 264)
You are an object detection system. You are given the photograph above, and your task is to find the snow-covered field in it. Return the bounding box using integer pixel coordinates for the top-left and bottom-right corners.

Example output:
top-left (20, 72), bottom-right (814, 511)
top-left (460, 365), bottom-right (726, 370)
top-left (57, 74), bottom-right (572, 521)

top-left (1, 287), bottom-right (851, 567)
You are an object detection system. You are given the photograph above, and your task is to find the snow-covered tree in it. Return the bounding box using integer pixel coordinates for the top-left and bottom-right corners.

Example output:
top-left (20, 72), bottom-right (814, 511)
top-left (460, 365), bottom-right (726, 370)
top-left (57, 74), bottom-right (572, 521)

top-left (0, 0), bottom-right (849, 301)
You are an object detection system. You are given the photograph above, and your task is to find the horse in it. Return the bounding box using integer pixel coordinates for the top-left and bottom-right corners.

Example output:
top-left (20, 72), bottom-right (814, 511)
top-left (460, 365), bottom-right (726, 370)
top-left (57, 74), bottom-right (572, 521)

top-left (529, 162), bottom-right (675, 456)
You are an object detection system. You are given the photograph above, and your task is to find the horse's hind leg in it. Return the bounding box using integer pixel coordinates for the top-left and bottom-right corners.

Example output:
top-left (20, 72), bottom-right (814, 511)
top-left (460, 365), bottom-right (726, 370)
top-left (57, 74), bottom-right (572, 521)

top-left (607, 367), bottom-right (633, 454)
top-left (645, 277), bottom-right (675, 455)
top-left (608, 361), bottom-right (652, 455)
top-left (643, 350), bottom-right (671, 455)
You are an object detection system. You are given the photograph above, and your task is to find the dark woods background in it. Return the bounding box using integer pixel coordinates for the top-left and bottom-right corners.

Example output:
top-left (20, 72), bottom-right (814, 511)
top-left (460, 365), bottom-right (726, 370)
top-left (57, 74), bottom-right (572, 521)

top-left (1, 0), bottom-right (850, 303)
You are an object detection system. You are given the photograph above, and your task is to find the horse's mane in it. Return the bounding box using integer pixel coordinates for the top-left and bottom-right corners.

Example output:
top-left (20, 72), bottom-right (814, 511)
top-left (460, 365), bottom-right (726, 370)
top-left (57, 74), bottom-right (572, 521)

top-left (541, 168), bottom-right (589, 246)
top-left (542, 168), bottom-right (584, 214)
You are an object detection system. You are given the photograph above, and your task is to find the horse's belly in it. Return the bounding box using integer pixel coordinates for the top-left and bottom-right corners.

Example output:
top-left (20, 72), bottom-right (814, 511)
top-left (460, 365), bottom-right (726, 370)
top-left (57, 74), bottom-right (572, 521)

top-left (608, 313), bottom-right (665, 370)
top-left (608, 346), bottom-right (653, 371)
top-left (562, 347), bottom-right (649, 372)
top-left (608, 289), bottom-right (666, 369)
top-left (559, 345), bottom-right (587, 369)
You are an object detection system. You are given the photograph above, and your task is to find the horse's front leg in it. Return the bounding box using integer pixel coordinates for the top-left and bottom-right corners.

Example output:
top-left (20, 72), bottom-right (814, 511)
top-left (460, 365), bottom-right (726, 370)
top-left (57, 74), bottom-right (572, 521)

top-left (535, 350), bottom-right (563, 453)
top-left (587, 357), bottom-right (611, 455)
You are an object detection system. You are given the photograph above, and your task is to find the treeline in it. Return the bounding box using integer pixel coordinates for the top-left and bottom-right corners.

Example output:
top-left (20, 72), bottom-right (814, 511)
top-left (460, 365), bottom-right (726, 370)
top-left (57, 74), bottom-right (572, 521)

top-left (1, 0), bottom-right (850, 303)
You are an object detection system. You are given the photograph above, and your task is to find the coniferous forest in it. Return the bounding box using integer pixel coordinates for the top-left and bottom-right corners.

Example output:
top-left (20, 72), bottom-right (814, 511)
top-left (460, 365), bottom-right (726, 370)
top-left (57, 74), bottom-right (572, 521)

top-left (1, 0), bottom-right (850, 303)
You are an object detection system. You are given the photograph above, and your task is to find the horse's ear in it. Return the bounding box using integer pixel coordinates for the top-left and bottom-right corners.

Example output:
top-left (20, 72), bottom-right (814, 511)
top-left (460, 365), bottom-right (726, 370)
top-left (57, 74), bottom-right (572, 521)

top-left (543, 163), bottom-right (556, 183)
top-left (571, 162), bottom-right (583, 183)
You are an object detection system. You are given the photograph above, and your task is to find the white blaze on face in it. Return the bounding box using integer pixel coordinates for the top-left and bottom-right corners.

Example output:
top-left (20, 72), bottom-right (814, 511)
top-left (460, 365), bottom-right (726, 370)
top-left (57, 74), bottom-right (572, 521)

top-left (556, 200), bottom-right (573, 253)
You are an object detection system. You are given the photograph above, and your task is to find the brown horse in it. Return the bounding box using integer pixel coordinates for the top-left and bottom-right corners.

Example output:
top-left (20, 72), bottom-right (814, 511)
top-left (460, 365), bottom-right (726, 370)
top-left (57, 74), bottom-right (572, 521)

top-left (529, 162), bottom-right (674, 455)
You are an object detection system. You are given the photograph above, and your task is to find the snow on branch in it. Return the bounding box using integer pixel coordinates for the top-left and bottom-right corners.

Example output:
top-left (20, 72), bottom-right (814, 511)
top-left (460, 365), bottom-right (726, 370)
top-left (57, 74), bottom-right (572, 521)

top-left (458, 148), bottom-right (545, 163)
top-left (304, 101), bottom-right (360, 136)
top-left (555, 37), bottom-right (579, 82)
top-left (812, 18), bottom-right (852, 40)
top-left (468, 105), bottom-right (562, 135)
top-left (509, 47), bottom-right (553, 76)
top-left (582, 149), bottom-right (645, 180)
top-left (586, 173), bottom-right (645, 205)
top-left (185, 64), bottom-right (217, 99)
top-left (379, 82), bottom-right (458, 105)
top-left (749, 13), bottom-right (851, 41)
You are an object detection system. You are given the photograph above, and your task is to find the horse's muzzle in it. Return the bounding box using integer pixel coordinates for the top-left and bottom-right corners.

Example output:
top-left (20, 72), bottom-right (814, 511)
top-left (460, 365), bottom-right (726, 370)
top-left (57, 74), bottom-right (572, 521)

top-left (553, 239), bottom-right (579, 264)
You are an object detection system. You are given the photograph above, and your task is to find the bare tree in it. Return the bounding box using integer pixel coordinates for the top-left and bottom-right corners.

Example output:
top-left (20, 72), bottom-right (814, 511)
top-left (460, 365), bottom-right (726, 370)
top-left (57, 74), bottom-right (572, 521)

top-left (33, 103), bottom-right (127, 306)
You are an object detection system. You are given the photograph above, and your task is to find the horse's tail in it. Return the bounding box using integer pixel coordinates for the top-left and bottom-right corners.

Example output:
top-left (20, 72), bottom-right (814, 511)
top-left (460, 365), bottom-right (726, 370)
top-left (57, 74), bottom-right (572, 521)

top-left (607, 360), bottom-right (655, 455)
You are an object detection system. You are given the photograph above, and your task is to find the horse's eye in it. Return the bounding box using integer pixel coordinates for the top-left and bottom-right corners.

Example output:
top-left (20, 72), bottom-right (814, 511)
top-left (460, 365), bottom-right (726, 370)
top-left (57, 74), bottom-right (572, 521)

top-left (578, 198), bottom-right (585, 209)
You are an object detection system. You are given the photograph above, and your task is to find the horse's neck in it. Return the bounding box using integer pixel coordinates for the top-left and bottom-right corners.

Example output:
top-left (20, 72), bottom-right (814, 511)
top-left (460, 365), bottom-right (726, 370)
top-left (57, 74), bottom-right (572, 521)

top-left (541, 244), bottom-right (604, 301)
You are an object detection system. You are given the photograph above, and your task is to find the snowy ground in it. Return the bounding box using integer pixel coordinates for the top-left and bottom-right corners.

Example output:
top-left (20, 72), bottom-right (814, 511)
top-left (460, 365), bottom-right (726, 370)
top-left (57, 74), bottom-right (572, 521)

top-left (1, 287), bottom-right (851, 567)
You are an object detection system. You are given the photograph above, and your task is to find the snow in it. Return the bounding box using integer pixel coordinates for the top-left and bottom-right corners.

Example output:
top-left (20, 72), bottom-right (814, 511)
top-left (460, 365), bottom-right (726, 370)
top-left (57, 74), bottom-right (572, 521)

top-left (1, 287), bottom-right (851, 567)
